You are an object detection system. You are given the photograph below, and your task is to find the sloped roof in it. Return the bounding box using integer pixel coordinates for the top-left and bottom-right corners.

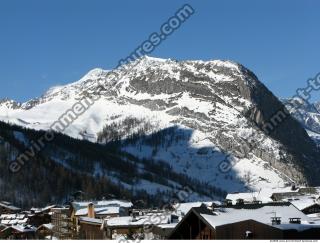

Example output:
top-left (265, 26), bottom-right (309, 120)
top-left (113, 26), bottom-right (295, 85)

top-left (30, 205), bottom-right (56, 214)
top-left (200, 203), bottom-right (311, 228)
top-left (226, 191), bottom-right (273, 204)
top-left (169, 203), bottom-right (320, 239)
top-left (0, 202), bottom-right (20, 211)
top-left (37, 223), bottom-right (54, 231)
top-left (10, 224), bottom-right (36, 233)
top-left (283, 196), bottom-right (320, 211)
top-left (271, 192), bottom-right (304, 200)
top-left (79, 217), bottom-right (103, 225)
top-left (155, 223), bottom-right (178, 229)
top-left (71, 200), bottom-right (132, 211)
top-left (75, 206), bottom-right (120, 216)
top-left (0, 214), bottom-right (27, 225)
top-left (72, 200), bottom-right (132, 218)
top-left (106, 213), bottom-right (172, 227)
top-left (173, 201), bottom-right (220, 216)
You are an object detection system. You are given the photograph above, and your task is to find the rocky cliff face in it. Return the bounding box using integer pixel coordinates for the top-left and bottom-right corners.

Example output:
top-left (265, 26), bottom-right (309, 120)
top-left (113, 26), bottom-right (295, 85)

top-left (283, 98), bottom-right (320, 145)
top-left (1, 56), bottom-right (320, 194)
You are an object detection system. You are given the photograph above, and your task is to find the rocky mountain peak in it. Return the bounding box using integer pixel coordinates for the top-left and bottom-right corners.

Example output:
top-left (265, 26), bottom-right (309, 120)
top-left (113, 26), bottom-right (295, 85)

top-left (1, 56), bottom-right (320, 192)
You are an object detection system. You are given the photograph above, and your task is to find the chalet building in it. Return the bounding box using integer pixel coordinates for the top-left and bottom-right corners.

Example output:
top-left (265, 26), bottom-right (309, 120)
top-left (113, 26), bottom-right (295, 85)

top-left (0, 225), bottom-right (36, 239)
top-left (77, 202), bottom-right (105, 239)
top-left (0, 224), bottom-right (6, 231)
top-left (69, 199), bottom-right (132, 237)
top-left (268, 188), bottom-right (320, 216)
top-left (227, 187), bottom-right (320, 205)
top-left (283, 196), bottom-right (320, 215)
top-left (169, 202), bottom-right (320, 239)
top-left (298, 187), bottom-right (319, 195)
top-left (74, 204), bottom-right (126, 219)
top-left (51, 207), bottom-right (76, 240)
top-left (70, 200), bottom-right (132, 223)
top-left (271, 192), bottom-right (304, 201)
top-left (79, 217), bottom-right (105, 239)
top-left (301, 203), bottom-right (320, 215)
top-left (0, 206), bottom-right (55, 239)
top-left (74, 200), bottom-right (133, 240)
top-left (28, 205), bottom-right (55, 227)
top-left (0, 201), bottom-right (20, 214)
top-left (104, 212), bottom-right (174, 240)
top-left (152, 223), bottom-right (177, 239)
top-left (0, 224), bottom-right (8, 239)
top-left (105, 215), bottom-right (153, 239)
top-left (36, 223), bottom-right (53, 239)
top-left (226, 192), bottom-right (273, 204)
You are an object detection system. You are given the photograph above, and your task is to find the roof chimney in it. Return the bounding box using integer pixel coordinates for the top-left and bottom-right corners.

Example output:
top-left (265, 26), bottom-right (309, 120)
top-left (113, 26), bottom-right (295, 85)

top-left (224, 199), bottom-right (233, 206)
top-left (88, 202), bottom-right (95, 218)
top-left (289, 218), bottom-right (301, 224)
top-left (236, 199), bottom-right (244, 205)
top-left (271, 217), bottom-right (281, 225)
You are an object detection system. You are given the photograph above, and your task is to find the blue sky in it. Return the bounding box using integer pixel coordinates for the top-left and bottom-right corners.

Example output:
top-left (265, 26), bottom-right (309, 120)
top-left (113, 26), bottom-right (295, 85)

top-left (0, 0), bottom-right (319, 102)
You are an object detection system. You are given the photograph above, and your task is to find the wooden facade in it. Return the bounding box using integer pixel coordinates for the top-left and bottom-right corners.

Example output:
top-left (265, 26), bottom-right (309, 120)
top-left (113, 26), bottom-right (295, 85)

top-left (105, 225), bottom-right (144, 239)
top-left (51, 208), bottom-right (76, 239)
top-left (282, 228), bottom-right (320, 239)
top-left (0, 226), bottom-right (36, 240)
top-left (169, 206), bottom-right (320, 240)
top-left (28, 213), bottom-right (51, 227)
top-left (271, 192), bottom-right (302, 201)
top-left (152, 225), bottom-right (176, 239)
top-left (169, 207), bottom-right (216, 239)
top-left (215, 219), bottom-right (283, 239)
top-left (36, 224), bottom-right (53, 239)
top-left (169, 210), bottom-right (284, 240)
top-left (302, 204), bottom-right (320, 215)
top-left (79, 219), bottom-right (105, 240)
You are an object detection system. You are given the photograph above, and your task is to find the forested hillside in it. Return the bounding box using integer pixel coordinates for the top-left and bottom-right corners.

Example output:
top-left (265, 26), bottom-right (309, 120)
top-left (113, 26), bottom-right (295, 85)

top-left (0, 121), bottom-right (225, 208)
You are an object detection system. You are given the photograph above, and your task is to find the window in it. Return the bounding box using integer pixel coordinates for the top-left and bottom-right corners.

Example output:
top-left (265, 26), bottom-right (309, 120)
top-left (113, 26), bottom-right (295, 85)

top-left (245, 231), bottom-right (253, 239)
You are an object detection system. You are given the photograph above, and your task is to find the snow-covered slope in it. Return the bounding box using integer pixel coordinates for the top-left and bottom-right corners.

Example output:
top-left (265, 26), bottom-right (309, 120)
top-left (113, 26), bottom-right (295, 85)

top-left (1, 56), bottom-right (320, 196)
top-left (282, 98), bottom-right (320, 145)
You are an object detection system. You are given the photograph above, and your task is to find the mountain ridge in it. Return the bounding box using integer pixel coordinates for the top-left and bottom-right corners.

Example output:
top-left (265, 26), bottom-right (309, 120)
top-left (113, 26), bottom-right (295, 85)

top-left (1, 56), bottom-right (320, 202)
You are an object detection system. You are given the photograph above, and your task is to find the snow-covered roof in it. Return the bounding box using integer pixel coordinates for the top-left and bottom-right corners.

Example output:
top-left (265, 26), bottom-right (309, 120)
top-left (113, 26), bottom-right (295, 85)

top-left (75, 206), bottom-right (120, 216)
top-left (200, 203), bottom-right (312, 229)
top-left (106, 216), bottom-right (147, 227)
top-left (30, 205), bottom-right (56, 214)
top-left (282, 196), bottom-right (320, 211)
top-left (106, 213), bottom-right (172, 227)
top-left (72, 200), bottom-right (132, 210)
top-left (37, 223), bottom-right (54, 230)
top-left (0, 218), bottom-right (28, 226)
top-left (226, 186), bottom-right (320, 205)
top-left (0, 214), bottom-right (17, 219)
top-left (17, 218), bottom-right (28, 224)
top-left (0, 202), bottom-right (20, 211)
top-left (173, 201), bottom-right (220, 216)
top-left (0, 201), bottom-right (11, 206)
top-left (10, 224), bottom-right (36, 233)
top-left (273, 223), bottom-right (320, 231)
top-left (307, 213), bottom-right (320, 221)
top-left (79, 217), bottom-right (103, 225)
top-left (0, 220), bottom-right (10, 225)
top-left (0, 214), bottom-right (27, 225)
top-left (42, 205), bottom-right (56, 211)
top-left (226, 191), bottom-right (273, 204)
top-left (155, 223), bottom-right (178, 229)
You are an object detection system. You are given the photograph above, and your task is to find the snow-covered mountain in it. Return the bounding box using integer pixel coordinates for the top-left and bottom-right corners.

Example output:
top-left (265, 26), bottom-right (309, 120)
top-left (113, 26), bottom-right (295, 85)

top-left (282, 98), bottom-right (320, 145)
top-left (1, 56), bottom-right (320, 198)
